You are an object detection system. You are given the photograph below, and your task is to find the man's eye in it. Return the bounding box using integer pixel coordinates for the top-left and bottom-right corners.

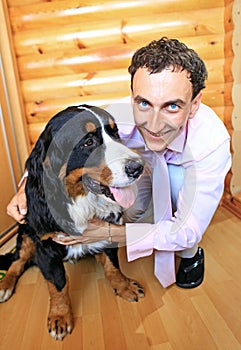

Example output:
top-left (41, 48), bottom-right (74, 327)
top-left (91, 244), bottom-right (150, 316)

top-left (139, 100), bottom-right (149, 108)
top-left (168, 104), bottom-right (179, 112)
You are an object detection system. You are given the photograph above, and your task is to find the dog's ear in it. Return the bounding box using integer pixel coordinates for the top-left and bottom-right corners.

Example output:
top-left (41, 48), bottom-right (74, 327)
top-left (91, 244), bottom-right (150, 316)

top-left (25, 123), bottom-right (76, 234)
top-left (25, 125), bottom-right (53, 176)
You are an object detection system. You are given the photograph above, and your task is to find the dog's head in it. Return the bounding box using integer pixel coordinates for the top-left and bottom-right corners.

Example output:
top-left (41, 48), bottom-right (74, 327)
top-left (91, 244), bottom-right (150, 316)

top-left (65, 105), bottom-right (144, 208)
top-left (30, 104), bottom-right (144, 210)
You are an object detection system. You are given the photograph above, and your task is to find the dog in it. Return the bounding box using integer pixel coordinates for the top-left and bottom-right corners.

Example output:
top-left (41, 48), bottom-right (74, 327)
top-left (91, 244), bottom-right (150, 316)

top-left (0, 105), bottom-right (145, 340)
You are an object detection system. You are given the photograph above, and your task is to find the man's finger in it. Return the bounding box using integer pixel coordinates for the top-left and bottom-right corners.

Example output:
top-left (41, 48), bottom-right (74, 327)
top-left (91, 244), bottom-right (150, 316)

top-left (18, 190), bottom-right (27, 215)
top-left (19, 207), bottom-right (27, 216)
top-left (6, 207), bottom-right (25, 223)
top-left (53, 237), bottom-right (81, 246)
top-left (6, 194), bottom-right (26, 223)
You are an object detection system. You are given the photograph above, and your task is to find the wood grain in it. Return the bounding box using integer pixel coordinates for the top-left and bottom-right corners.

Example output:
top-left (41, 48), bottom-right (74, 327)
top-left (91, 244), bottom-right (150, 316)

top-left (4, 0), bottom-right (232, 148)
top-left (0, 206), bottom-right (240, 350)
top-left (2, 0), bottom-right (238, 213)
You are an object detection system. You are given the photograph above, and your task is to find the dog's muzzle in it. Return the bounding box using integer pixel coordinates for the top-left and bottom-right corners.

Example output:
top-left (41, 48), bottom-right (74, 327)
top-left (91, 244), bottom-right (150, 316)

top-left (82, 158), bottom-right (144, 208)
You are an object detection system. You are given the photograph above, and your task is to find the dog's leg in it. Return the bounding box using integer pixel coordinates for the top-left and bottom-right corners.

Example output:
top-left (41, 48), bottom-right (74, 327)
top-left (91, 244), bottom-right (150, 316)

top-left (35, 240), bottom-right (73, 340)
top-left (46, 278), bottom-right (73, 341)
top-left (96, 248), bottom-right (145, 302)
top-left (0, 234), bottom-right (35, 302)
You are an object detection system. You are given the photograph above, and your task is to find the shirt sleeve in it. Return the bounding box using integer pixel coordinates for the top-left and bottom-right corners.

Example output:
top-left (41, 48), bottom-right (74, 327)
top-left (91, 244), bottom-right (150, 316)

top-left (126, 139), bottom-right (231, 262)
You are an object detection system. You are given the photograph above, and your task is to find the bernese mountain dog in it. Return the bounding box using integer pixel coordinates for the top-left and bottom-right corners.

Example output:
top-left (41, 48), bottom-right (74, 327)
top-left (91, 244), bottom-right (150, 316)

top-left (0, 105), bottom-right (145, 340)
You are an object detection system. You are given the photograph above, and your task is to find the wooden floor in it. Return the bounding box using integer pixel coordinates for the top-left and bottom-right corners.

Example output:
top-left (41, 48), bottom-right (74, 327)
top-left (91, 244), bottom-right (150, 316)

top-left (0, 206), bottom-right (240, 350)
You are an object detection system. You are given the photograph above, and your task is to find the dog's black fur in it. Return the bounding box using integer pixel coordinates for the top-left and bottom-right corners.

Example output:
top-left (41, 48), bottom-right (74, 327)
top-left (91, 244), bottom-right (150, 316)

top-left (0, 105), bottom-right (145, 340)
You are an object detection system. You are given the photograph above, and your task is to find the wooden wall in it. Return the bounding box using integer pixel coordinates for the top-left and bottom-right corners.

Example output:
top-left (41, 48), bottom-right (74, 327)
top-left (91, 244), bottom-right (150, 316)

top-left (5, 0), bottom-right (233, 143)
top-left (222, 0), bottom-right (241, 218)
top-left (3, 0), bottom-right (240, 216)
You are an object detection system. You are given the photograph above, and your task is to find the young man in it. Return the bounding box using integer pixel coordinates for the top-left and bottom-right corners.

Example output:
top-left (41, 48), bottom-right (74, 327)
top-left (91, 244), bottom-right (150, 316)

top-left (7, 38), bottom-right (231, 289)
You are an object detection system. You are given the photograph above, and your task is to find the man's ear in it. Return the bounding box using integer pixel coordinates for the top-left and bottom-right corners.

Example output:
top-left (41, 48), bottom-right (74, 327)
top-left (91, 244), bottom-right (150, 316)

top-left (189, 92), bottom-right (202, 119)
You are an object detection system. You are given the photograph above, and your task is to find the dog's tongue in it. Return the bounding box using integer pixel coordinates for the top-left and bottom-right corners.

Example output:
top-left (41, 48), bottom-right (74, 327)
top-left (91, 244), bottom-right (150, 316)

top-left (109, 186), bottom-right (135, 208)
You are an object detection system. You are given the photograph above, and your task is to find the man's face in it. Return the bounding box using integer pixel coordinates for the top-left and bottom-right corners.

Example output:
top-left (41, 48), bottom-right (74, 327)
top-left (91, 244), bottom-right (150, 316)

top-left (131, 67), bottom-right (202, 152)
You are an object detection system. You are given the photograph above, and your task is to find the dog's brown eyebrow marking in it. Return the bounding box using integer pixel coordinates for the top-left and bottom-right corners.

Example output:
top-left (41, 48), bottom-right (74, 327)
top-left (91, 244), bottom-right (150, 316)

top-left (85, 122), bottom-right (96, 133)
top-left (43, 156), bottom-right (50, 167)
top-left (108, 118), bottom-right (115, 129)
top-left (59, 163), bottom-right (67, 181)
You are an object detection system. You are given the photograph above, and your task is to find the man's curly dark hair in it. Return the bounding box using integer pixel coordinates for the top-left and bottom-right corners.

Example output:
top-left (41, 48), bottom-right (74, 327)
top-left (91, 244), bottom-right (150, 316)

top-left (128, 37), bottom-right (208, 100)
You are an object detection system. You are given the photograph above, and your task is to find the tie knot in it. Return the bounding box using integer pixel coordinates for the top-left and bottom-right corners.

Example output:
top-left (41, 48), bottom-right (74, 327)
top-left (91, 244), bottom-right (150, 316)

top-left (152, 151), bottom-right (166, 168)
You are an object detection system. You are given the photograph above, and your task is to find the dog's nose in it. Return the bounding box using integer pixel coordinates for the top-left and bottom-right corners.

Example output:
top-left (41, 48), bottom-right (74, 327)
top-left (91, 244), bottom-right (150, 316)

top-left (125, 160), bottom-right (144, 179)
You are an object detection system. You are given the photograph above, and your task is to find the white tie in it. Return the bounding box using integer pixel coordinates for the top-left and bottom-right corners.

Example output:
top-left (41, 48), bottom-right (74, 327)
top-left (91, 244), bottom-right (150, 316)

top-left (153, 152), bottom-right (176, 288)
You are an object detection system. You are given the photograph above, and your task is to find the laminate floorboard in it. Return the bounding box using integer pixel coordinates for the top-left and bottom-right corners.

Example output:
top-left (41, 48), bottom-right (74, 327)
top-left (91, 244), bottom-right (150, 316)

top-left (0, 206), bottom-right (240, 350)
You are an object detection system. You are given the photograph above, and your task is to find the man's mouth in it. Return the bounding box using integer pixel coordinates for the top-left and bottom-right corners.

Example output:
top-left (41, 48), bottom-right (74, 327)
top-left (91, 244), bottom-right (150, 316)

top-left (142, 126), bottom-right (172, 138)
top-left (82, 175), bottom-right (136, 208)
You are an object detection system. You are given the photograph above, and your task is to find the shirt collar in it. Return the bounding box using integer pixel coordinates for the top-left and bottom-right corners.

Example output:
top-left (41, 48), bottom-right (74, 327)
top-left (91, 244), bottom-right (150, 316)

top-left (166, 123), bottom-right (188, 153)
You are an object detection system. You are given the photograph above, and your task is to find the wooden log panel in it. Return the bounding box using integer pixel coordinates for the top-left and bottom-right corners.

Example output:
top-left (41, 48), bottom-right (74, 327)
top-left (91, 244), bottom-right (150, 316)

top-left (25, 91), bottom-right (128, 124)
top-left (223, 1), bottom-right (234, 197)
top-left (21, 69), bottom-right (130, 103)
top-left (8, 0), bottom-right (224, 32)
top-left (17, 44), bottom-right (137, 80)
top-left (24, 82), bottom-right (229, 125)
top-left (5, 0), bottom-right (237, 216)
top-left (13, 9), bottom-right (224, 57)
top-left (224, 0), bottom-right (241, 217)
top-left (16, 34), bottom-right (229, 81)
top-left (224, 1), bottom-right (234, 34)
top-left (5, 0), bottom-right (231, 156)
top-left (21, 58), bottom-right (228, 104)
top-left (27, 91), bottom-right (128, 144)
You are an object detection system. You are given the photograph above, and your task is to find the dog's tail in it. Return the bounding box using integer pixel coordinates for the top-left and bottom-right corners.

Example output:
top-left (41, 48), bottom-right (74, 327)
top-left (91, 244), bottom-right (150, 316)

top-left (0, 249), bottom-right (18, 271)
top-left (0, 226), bottom-right (35, 272)
top-left (0, 247), bottom-right (35, 274)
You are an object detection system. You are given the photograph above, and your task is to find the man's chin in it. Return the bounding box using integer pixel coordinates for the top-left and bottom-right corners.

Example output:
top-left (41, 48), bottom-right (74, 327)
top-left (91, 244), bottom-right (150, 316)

top-left (144, 138), bottom-right (167, 152)
top-left (138, 128), bottom-right (167, 152)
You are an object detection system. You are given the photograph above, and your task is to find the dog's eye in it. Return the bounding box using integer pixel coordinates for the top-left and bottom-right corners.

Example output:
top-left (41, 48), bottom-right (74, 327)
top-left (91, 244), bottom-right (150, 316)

top-left (84, 139), bottom-right (93, 147)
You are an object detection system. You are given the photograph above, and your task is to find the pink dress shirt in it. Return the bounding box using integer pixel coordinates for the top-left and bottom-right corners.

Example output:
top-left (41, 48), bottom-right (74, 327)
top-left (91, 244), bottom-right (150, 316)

top-left (107, 98), bottom-right (231, 287)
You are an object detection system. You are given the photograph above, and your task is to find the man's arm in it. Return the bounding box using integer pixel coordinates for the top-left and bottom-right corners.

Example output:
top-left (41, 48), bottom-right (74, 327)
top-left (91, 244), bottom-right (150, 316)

top-left (7, 178), bottom-right (127, 245)
top-left (126, 139), bottom-right (231, 261)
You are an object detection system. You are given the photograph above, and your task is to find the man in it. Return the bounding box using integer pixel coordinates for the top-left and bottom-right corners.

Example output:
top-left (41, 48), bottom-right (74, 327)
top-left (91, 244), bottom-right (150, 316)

top-left (7, 37), bottom-right (231, 289)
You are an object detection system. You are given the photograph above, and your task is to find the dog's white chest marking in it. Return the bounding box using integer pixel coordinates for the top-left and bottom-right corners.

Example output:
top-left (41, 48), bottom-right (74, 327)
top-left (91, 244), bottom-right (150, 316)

top-left (67, 193), bottom-right (121, 232)
top-left (65, 240), bottom-right (109, 261)
top-left (65, 193), bottom-right (122, 261)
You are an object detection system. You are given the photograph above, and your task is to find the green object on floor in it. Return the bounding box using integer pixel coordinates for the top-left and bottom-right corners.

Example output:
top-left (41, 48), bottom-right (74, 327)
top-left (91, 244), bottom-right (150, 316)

top-left (0, 270), bottom-right (6, 281)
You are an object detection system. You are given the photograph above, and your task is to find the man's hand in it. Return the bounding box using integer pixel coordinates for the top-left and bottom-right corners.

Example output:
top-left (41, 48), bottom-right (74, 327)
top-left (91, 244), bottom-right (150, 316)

top-left (6, 182), bottom-right (27, 223)
top-left (53, 219), bottom-right (109, 245)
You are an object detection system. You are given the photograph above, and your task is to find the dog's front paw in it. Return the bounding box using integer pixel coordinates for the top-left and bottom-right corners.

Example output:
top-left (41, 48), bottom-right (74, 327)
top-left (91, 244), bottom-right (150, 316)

top-left (47, 311), bottom-right (74, 340)
top-left (0, 278), bottom-right (15, 302)
top-left (113, 278), bottom-right (145, 302)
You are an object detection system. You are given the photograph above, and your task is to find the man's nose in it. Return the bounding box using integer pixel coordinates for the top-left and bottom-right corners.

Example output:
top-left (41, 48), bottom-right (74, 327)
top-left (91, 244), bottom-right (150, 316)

top-left (147, 110), bottom-right (164, 133)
